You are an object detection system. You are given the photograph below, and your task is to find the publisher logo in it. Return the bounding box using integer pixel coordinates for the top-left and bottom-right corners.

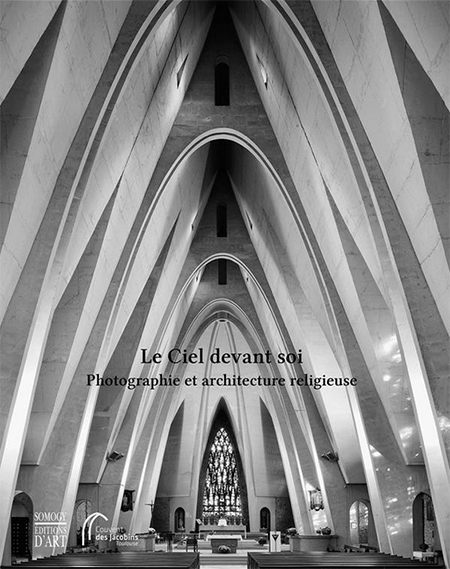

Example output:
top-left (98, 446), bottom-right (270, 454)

top-left (34, 512), bottom-right (68, 549)
top-left (82, 512), bottom-right (139, 547)
top-left (81, 512), bottom-right (108, 546)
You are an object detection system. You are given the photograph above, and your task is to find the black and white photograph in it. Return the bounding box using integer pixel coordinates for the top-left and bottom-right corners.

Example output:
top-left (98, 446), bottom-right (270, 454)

top-left (0, 1), bottom-right (449, 568)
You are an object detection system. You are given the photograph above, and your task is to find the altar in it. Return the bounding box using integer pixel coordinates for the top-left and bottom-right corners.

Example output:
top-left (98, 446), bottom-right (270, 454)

top-left (207, 533), bottom-right (242, 553)
top-left (202, 524), bottom-right (246, 536)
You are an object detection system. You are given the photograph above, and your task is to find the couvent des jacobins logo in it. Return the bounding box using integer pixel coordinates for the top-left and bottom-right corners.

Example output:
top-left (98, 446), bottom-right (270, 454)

top-left (81, 512), bottom-right (138, 546)
top-left (81, 512), bottom-right (108, 546)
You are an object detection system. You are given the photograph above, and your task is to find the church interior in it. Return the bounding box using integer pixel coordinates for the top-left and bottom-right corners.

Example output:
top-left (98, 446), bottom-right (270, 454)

top-left (0, 0), bottom-right (449, 567)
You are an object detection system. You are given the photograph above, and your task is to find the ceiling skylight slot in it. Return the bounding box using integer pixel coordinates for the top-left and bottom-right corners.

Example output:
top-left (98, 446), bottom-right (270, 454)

top-left (245, 211), bottom-right (253, 230)
top-left (177, 54), bottom-right (189, 88)
top-left (256, 54), bottom-right (268, 88)
top-left (217, 203), bottom-right (227, 237)
top-left (215, 55), bottom-right (230, 106)
top-left (218, 259), bottom-right (227, 285)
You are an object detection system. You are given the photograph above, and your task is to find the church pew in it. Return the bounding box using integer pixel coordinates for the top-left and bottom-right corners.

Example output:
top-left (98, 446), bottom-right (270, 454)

top-left (247, 552), bottom-right (440, 569)
top-left (11, 552), bottom-right (200, 568)
top-left (247, 557), bottom-right (427, 566)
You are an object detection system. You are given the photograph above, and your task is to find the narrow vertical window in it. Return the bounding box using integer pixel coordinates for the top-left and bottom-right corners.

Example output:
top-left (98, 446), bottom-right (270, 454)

top-left (218, 259), bottom-right (227, 285)
top-left (217, 203), bottom-right (227, 237)
top-left (349, 501), bottom-right (370, 545)
top-left (215, 56), bottom-right (230, 106)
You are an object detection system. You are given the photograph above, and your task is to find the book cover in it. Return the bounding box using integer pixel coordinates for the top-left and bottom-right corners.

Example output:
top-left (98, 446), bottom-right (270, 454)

top-left (0, 0), bottom-right (449, 567)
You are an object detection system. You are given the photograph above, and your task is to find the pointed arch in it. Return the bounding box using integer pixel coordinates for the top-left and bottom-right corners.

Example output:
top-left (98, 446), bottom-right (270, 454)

top-left (196, 399), bottom-right (249, 528)
top-left (202, 427), bottom-right (242, 521)
top-left (413, 492), bottom-right (437, 552)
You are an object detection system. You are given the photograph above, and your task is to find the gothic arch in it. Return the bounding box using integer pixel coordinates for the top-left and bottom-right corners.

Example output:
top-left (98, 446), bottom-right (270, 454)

top-left (412, 492), bottom-right (439, 552)
top-left (196, 399), bottom-right (249, 528)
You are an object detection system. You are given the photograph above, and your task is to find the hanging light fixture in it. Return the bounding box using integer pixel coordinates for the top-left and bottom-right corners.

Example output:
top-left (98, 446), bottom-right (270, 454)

top-left (309, 487), bottom-right (324, 511)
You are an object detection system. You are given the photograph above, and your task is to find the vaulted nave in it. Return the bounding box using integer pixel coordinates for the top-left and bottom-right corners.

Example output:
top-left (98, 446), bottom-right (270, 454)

top-left (0, 0), bottom-right (449, 567)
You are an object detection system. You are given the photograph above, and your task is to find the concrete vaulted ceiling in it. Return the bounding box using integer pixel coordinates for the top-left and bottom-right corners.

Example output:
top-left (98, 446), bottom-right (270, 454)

top-left (0, 0), bottom-right (449, 564)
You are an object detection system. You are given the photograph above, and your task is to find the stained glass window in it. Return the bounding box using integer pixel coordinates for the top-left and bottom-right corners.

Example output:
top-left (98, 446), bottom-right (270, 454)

top-left (202, 427), bottom-right (242, 520)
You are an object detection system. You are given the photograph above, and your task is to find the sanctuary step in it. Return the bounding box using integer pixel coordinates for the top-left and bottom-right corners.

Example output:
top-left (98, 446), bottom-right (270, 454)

top-left (195, 539), bottom-right (270, 551)
top-left (200, 554), bottom-right (247, 565)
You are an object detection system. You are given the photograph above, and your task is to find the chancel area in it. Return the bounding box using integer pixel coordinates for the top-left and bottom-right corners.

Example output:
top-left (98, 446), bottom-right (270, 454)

top-left (0, 0), bottom-right (449, 568)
